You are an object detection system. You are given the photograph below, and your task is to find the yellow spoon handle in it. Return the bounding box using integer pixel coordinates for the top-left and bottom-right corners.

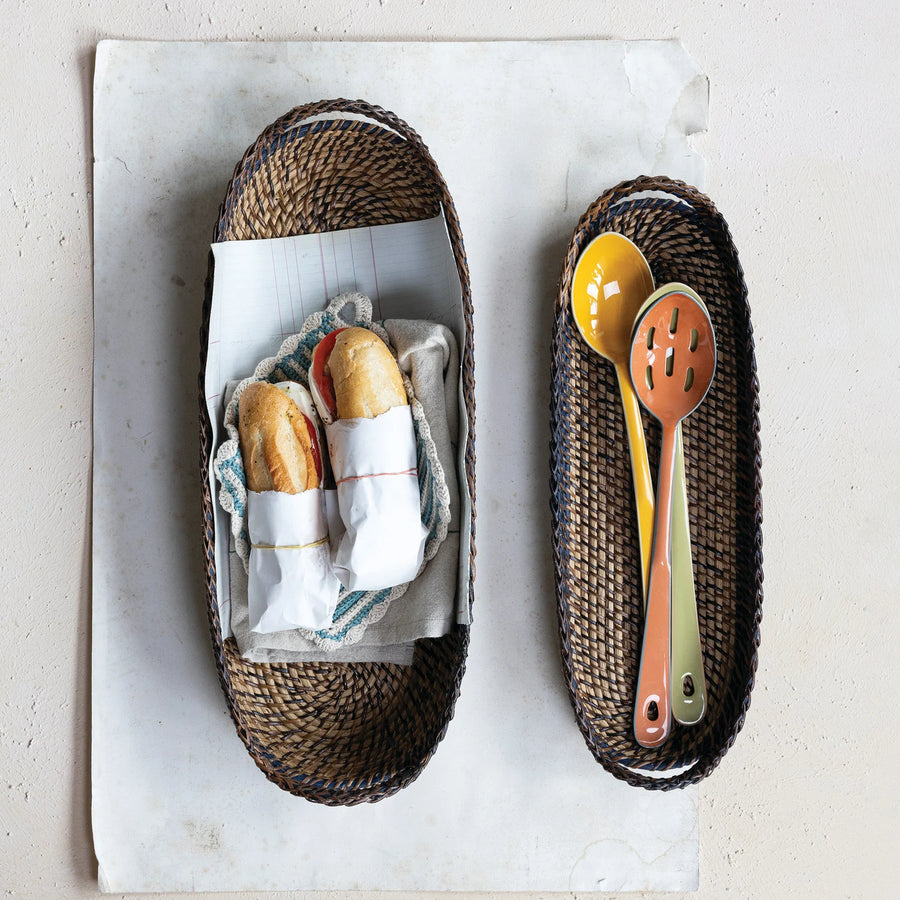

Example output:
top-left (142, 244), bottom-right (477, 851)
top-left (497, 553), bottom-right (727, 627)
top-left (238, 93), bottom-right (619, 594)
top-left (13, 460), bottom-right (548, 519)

top-left (615, 365), bottom-right (654, 596)
top-left (671, 424), bottom-right (707, 725)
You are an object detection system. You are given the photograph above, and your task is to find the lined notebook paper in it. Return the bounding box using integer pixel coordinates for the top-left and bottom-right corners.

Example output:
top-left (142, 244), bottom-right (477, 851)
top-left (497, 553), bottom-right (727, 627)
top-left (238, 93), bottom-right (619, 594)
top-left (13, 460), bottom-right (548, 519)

top-left (205, 214), bottom-right (463, 411)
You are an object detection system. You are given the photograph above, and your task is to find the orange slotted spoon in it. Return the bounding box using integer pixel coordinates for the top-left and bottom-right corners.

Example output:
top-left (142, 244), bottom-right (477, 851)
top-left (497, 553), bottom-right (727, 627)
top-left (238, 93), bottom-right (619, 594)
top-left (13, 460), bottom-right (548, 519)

top-left (630, 284), bottom-right (716, 748)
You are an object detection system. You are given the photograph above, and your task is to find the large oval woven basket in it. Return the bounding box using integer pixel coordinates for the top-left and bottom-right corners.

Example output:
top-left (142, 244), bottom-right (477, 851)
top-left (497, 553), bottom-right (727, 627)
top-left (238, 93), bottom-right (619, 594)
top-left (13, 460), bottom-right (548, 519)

top-left (550, 176), bottom-right (762, 789)
top-left (199, 99), bottom-right (475, 805)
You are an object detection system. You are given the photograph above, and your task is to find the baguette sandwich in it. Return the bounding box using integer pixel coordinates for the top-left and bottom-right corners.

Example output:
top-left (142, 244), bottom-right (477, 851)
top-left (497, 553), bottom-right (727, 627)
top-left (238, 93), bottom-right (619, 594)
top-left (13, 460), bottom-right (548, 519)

top-left (237, 379), bottom-right (338, 635)
top-left (308, 325), bottom-right (425, 591)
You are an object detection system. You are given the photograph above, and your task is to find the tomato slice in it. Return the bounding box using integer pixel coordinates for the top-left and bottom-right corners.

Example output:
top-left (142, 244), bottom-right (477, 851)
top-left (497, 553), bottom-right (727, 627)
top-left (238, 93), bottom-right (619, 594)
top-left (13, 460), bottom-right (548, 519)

top-left (311, 327), bottom-right (347, 421)
top-left (302, 414), bottom-right (323, 482)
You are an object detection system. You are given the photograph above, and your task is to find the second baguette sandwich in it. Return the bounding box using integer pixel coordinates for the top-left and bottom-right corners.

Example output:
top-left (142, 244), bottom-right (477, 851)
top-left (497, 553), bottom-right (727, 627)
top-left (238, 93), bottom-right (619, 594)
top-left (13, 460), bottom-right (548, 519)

top-left (309, 325), bottom-right (427, 591)
top-left (310, 326), bottom-right (407, 423)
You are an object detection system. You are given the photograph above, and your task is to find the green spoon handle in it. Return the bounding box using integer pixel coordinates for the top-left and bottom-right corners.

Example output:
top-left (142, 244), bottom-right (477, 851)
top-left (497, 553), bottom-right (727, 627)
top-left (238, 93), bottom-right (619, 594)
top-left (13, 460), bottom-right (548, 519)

top-left (671, 423), bottom-right (707, 725)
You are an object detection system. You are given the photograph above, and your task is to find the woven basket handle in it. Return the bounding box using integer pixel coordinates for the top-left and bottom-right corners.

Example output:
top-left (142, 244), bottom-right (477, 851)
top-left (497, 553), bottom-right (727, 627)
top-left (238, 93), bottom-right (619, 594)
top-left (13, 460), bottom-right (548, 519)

top-left (605, 175), bottom-right (718, 220)
top-left (274, 98), bottom-right (429, 154)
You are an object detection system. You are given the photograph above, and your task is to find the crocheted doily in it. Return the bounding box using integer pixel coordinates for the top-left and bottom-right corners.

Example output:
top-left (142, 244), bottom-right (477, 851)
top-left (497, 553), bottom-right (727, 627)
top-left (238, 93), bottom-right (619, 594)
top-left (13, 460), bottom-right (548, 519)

top-left (213, 292), bottom-right (451, 649)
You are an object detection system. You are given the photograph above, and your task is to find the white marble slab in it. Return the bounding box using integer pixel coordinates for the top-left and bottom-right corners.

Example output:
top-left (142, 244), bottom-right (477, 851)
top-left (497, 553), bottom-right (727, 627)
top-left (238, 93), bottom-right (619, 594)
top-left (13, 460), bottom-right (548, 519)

top-left (92, 39), bottom-right (707, 893)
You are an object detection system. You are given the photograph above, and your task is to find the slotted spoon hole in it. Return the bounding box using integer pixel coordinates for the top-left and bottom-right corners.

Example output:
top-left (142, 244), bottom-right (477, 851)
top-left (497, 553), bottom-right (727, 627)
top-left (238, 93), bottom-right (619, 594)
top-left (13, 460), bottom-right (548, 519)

top-left (665, 346), bottom-right (674, 376)
top-left (669, 306), bottom-right (679, 333)
top-left (646, 325), bottom-right (655, 349)
top-left (684, 367), bottom-right (694, 392)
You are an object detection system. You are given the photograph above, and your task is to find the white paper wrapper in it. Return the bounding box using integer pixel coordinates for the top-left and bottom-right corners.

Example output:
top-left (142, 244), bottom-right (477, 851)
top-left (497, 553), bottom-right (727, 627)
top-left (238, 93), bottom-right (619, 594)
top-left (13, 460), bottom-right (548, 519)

top-left (247, 488), bottom-right (341, 633)
top-left (326, 404), bottom-right (428, 590)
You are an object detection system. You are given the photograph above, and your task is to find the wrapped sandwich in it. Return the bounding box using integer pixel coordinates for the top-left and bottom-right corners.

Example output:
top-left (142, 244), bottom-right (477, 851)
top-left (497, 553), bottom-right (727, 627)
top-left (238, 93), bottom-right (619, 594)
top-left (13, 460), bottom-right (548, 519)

top-left (310, 326), bottom-right (428, 590)
top-left (238, 380), bottom-right (340, 632)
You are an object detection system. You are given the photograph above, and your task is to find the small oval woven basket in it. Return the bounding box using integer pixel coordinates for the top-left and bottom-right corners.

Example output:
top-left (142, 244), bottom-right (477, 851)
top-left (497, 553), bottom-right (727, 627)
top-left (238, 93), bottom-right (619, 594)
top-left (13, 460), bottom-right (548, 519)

top-left (198, 99), bottom-right (475, 805)
top-left (551, 176), bottom-right (762, 789)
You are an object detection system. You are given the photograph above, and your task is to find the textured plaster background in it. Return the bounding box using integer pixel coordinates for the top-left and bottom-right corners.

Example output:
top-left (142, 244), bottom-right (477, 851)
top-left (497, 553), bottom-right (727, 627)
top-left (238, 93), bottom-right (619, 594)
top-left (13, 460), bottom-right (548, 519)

top-left (1, 1), bottom-right (898, 898)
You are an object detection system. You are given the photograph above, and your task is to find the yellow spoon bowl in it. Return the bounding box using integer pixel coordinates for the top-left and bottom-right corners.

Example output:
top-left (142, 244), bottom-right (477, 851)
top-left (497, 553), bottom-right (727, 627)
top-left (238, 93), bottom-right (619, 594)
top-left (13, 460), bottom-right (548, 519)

top-left (572, 233), bottom-right (657, 370)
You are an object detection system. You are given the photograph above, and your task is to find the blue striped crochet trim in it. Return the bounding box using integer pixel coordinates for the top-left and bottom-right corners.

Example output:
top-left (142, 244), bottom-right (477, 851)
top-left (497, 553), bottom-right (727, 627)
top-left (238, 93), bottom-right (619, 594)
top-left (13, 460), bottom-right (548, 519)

top-left (316, 588), bottom-right (391, 642)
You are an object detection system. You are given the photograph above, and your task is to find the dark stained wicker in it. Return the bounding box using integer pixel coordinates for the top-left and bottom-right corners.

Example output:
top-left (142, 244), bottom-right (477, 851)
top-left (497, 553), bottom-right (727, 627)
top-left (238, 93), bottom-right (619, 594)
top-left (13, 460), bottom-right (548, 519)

top-left (199, 100), bottom-right (475, 804)
top-left (551, 176), bottom-right (762, 789)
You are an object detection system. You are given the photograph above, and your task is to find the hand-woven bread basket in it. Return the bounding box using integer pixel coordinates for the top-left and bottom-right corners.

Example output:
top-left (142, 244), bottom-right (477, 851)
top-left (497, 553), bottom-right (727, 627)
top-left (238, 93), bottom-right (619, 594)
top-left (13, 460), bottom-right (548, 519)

top-left (198, 99), bottom-right (475, 805)
top-left (550, 176), bottom-right (762, 790)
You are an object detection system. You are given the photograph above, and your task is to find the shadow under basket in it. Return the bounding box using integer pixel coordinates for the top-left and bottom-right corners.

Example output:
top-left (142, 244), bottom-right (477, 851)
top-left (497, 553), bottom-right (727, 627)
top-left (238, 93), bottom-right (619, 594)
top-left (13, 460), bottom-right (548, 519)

top-left (551, 176), bottom-right (763, 790)
top-left (198, 99), bottom-right (475, 805)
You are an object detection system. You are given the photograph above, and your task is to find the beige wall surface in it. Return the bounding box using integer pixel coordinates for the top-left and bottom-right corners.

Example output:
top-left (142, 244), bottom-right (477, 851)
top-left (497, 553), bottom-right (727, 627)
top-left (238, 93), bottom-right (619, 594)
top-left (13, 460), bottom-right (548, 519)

top-left (1, 1), bottom-right (897, 898)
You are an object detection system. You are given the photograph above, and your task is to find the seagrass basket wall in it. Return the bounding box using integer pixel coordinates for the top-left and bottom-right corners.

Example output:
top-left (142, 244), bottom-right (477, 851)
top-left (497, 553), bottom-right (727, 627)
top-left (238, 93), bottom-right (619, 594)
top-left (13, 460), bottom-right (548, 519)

top-left (198, 99), bottom-right (475, 805)
top-left (551, 176), bottom-right (762, 789)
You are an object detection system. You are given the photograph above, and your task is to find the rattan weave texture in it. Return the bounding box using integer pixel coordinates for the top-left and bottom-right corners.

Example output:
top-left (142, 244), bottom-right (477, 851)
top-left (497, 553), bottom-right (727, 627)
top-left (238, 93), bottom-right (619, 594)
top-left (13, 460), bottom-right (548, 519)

top-left (551, 176), bottom-right (762, 789)
top-left (199, 99), bottom-right (475, 805)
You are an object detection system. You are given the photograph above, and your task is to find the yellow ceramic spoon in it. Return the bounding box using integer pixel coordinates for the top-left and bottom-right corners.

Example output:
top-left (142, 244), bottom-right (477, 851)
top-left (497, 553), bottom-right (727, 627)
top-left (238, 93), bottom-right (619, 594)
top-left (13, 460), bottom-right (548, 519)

top-left (571, 233), bottom-right (656, 597)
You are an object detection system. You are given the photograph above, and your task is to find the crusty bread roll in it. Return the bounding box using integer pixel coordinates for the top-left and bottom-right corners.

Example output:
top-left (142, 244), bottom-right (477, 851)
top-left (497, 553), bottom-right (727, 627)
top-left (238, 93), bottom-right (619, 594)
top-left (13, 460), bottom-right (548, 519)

top-left (238, 381), bottom-right (320, 493)
top-left (328, 327), bottom-right (407, 420)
